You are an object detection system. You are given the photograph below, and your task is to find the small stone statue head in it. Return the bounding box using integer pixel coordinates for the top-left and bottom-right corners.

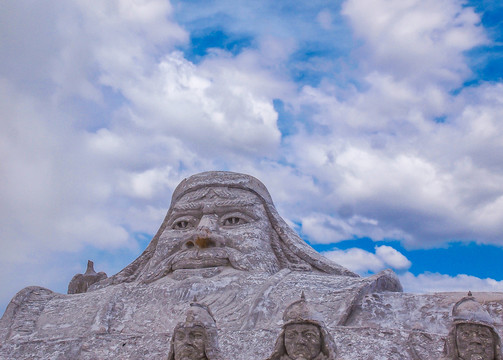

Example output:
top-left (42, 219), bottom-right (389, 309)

top-left (284, 323), bottom-right (323, 360)
top-left (168, 302), bottom-right (221, 360)
top-left (445, 294), bottom-right (502, 360)
top-left (267, 293), bottom-right (336, 360)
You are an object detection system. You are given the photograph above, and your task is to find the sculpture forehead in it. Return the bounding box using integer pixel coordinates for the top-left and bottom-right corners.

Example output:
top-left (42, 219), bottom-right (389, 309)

top-left (286, 323), bottom-right (320, 333)
top-left (171, 171), bottom-right (274, 206)
top-left (176, 325), bottom-right (206, 333)
top-left (172, 187), bottom-right (263, 210)
top-left (457, 323), bottom-right (493, 334)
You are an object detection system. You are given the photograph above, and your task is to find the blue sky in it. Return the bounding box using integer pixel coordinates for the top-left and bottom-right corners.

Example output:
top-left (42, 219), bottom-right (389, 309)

top-left (1, 0), bottom-right (503, 313)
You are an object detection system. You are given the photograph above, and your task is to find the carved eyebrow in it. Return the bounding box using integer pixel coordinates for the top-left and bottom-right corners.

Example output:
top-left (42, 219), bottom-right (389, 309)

top-left (214, 200), bottom-right (257, 207)
top-left (172, 199), bottom-right (257, 211)
top-left (172, 202), bottom-right (203, 211)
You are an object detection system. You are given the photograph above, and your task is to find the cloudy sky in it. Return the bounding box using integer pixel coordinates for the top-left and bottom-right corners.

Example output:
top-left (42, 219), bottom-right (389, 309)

top-left (1, 0), bottom-right (503, 313)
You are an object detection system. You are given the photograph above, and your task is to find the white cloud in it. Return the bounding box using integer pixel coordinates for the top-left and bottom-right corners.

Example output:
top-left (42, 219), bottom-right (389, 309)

top-left (323, 248), bottom-right (386, 275)
top-left (400, 272), bottom-right (503, 294)
top-left (118, 166), bottom-right (179, 199)
top-left (70, 0), bottom-right (188, 84)
top-left (301, 212), bottom-right (410, 244)
top-left (323, 245), bottom-right (411, 275)
top-left (302, 214), bottom-right (355, 243)
top-left (286, 79), bottom-right (503, 248)
top-left (56, 214), bottom-right (131, 250)
top-left (341, 0), bottom-right (487, 86)
top-left (273, 0), bottom-right (503, 249)
top-left (375, 245), bottom-right (411, 270)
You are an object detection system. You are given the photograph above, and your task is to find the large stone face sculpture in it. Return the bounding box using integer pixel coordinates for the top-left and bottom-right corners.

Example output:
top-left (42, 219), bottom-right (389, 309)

top-left (5, 171), bottom-right (497, 359)
top-left (267, 293), bottom-right (336, 360)
top-left (444, 294), bottom-right (502, 360)
top-left (95, 171), bottom-right (357, 287)
top-left (167, 301), bottom-right (221, 360)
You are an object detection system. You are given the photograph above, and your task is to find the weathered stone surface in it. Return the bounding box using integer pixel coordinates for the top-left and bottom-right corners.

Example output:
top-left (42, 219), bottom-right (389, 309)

top-left (346, 291), bottom-right (503, 360)
top-left (1, 171), bottom-right (502, 359)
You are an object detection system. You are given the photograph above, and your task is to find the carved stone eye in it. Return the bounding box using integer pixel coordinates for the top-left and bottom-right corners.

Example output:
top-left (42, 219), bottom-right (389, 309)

top-left (285, 331), bottom-right (297, 339)
top-left (173, 220), bottom-right (190, 229)
top-left (223, 217), bottom-right (244, 226)
top-left (191, 331), bottom-right (204, 340)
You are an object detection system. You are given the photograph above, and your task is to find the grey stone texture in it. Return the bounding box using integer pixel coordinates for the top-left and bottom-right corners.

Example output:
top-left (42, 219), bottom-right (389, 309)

top-left (1, 171), bottom-right (502, 359)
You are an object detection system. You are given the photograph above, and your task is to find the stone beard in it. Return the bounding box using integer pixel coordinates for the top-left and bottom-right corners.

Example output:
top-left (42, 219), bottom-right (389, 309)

top-left (455, 323), bottom-right (496, 360)
top-left (139, 187), bottom-right (282, 282)
top-left (284, 323), bottom-right (323, 360)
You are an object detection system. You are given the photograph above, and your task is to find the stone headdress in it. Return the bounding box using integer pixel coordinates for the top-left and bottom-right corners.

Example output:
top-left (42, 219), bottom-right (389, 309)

top-left (267, 293), bottom-right (337, 360)
top-left (444, 294), bottom-right (502, 359)
top-left (93, 171), bottom-right (357, 288)
top-left (167, 301), bottom-right (221, 360)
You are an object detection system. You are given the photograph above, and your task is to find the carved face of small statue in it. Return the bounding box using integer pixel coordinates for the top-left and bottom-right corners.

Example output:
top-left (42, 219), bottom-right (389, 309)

top-left (145, 187), bottom-right (281, 279)
top-left (284, 323), bottom-right (322, 360)
top-left (173, 325), bottom-right (207, 360)
top-left (456, 323), bottom-right (495, 360)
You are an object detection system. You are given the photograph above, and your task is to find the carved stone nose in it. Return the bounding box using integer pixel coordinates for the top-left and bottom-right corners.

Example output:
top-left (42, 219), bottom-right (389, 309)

top-left (197, 214), bottom-right (218, 232)
top-left (182, 215), bottom-right (220, 250)
top-left (296, 335), bottom-right (307, 344)
top-left (183, 234), bottom-right (220, 250)
top-left (183, 236), bottom-right (219, 250)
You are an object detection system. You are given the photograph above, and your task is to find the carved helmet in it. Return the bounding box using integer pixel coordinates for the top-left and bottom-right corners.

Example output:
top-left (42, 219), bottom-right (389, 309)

top-left (267, 293), bottom-right (337, 360)
top-left (283, 292), bottom-right (325, 327)
top-left (167, 301), bottom-right (222, 360)
top-left (444, 294), bottom-right (502, 360)
top-left (183, 302), bottom-right (217, 329)
top-left (452, 295), bottom-right (495, 326)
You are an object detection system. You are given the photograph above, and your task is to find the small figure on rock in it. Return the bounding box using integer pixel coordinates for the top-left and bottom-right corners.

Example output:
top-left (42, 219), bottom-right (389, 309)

top-left (267, 293), bottom-right (336, 360)
top-left (67, 260), bottom-right (107, 294)
top-left (168, 301), bottom-right (222, 360)
top-left (444, 293), bottom-right (502, 360)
